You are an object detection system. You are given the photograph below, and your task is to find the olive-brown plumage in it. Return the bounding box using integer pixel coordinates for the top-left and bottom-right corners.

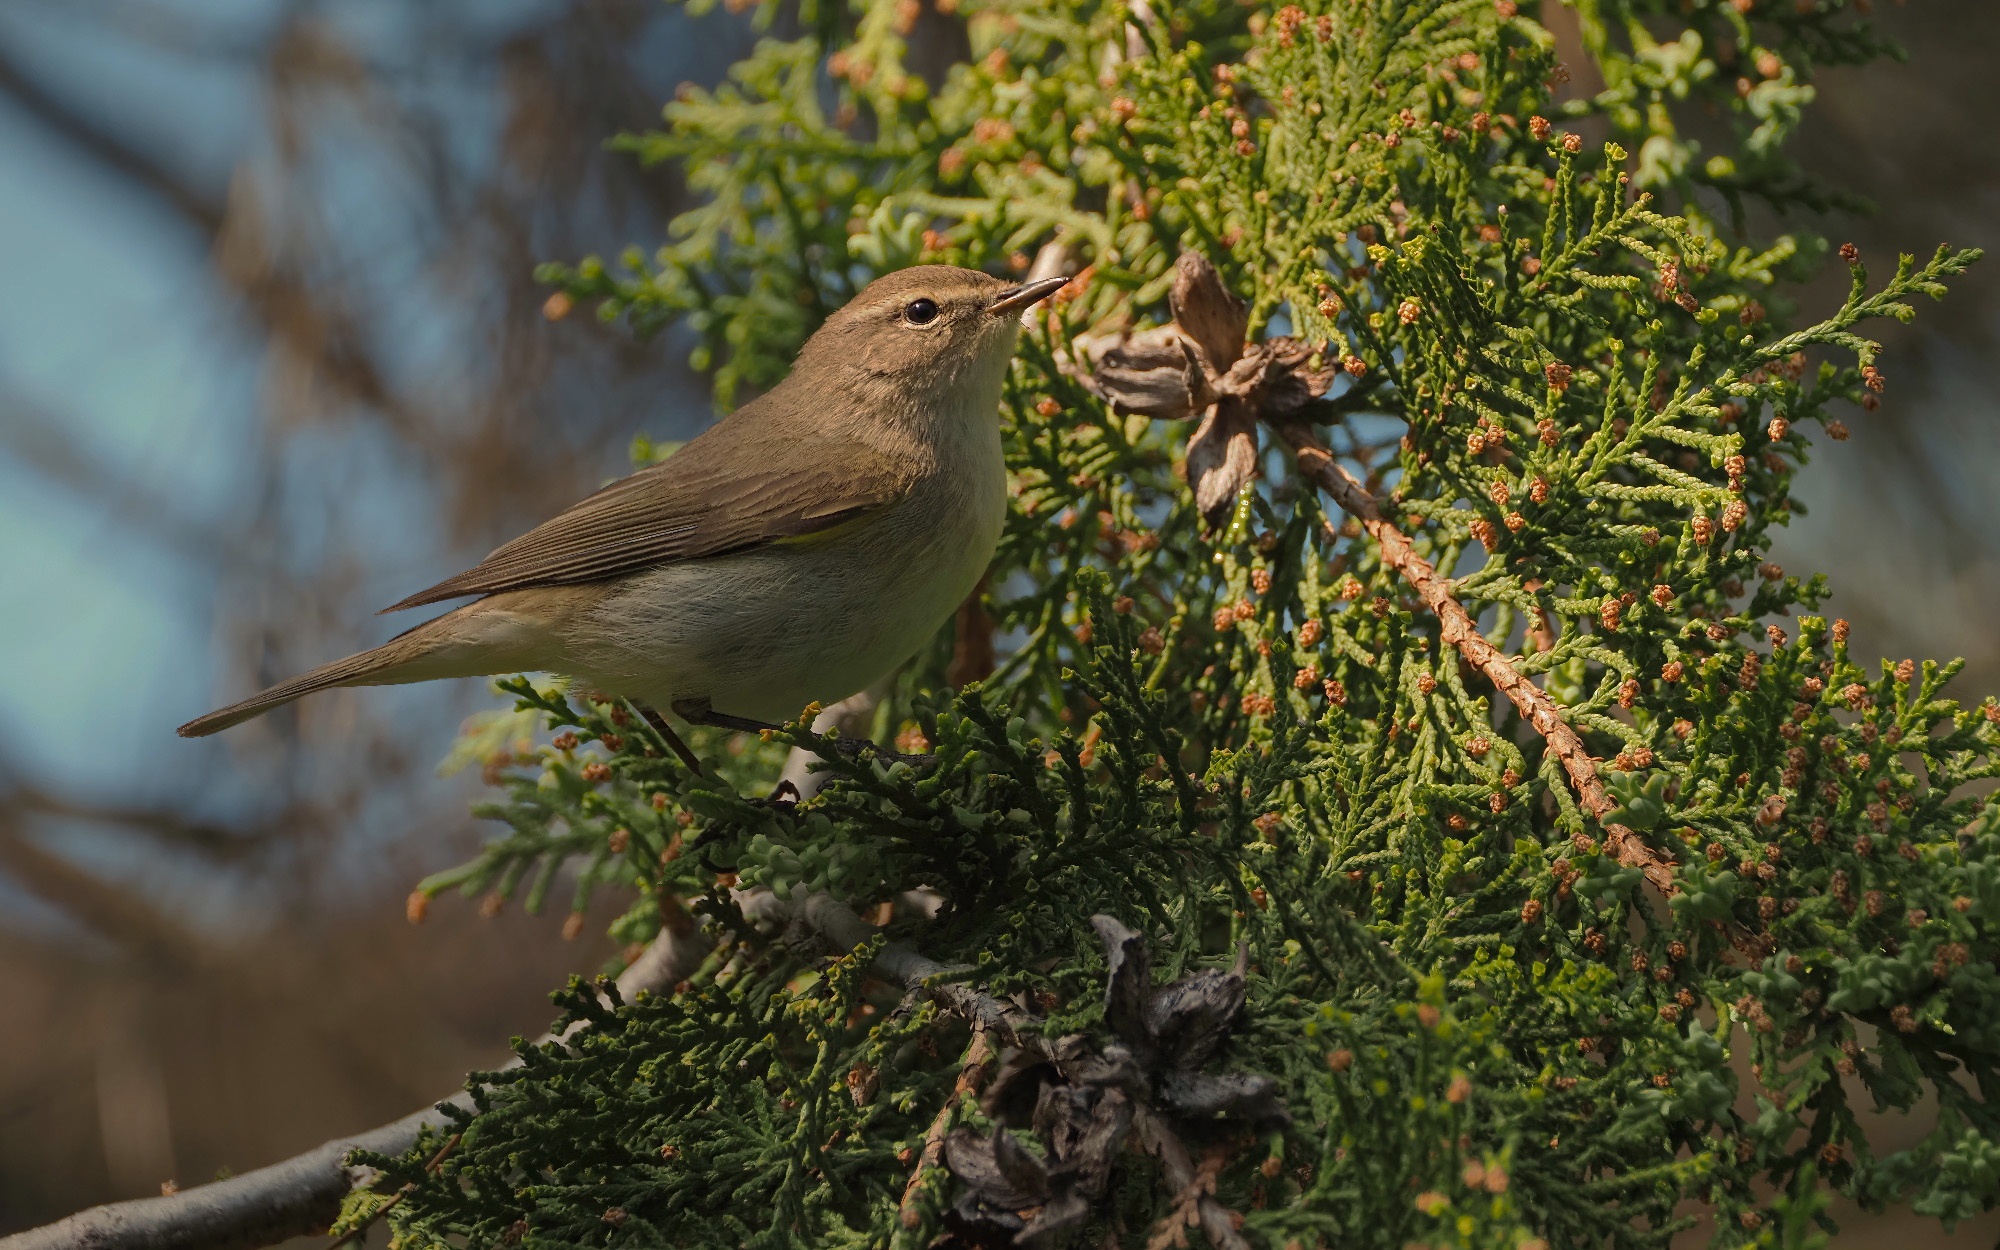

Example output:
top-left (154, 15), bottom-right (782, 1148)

top-left (178, 265), bottom-right (1067, 742)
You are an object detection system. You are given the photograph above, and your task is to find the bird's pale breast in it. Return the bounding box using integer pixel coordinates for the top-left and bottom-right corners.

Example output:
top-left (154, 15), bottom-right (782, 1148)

top-left (558, 397), bottom-right (1008, 723)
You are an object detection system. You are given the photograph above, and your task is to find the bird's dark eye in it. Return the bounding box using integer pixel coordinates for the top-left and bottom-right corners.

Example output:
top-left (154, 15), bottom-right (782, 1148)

top-left (903, 298), bottom-right (939, 325)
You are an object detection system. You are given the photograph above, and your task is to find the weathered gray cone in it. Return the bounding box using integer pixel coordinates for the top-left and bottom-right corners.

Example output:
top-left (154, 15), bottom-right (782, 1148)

top-left (1091, 326), bottom-right (1215, 419)
top-left (939, 917), bottom-right (1287, 1248)
top-left (1183, 397), bottom-right (1260, 526)
top-left (942, 1080), bottom-right (1126, 1250)
top-left (1171, 252), bottom-right (1260, 527)
top-left (1169, 250), bottom-right (1250, 372)
top-left (1090, 915), bottom-right (1288, 1127)
top-left (1090, 252), bottom-right (1339, 529)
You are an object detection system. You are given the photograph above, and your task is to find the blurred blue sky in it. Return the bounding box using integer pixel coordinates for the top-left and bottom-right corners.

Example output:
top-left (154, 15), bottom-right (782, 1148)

top-left (0, 0), bottom-right (737, 924)
top-left (0, 7), bottom-right (739, 1214)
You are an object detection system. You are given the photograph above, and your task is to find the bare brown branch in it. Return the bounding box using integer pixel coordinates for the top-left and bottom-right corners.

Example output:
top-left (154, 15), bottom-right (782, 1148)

top-left (1277, 424), bottom-right (1676, 894)
top-left (896, 1031), bottom-right (995, 1230)
top-left (0, 39), bottom-right (223, 232)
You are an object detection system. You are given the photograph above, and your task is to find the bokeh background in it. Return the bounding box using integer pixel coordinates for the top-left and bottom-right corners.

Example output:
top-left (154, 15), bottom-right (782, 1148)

top-left (0, 0), bottom-right (1994, 1240)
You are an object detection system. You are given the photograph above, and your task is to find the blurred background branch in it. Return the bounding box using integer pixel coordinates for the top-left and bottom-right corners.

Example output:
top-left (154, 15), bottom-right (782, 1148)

top-left (0, 0), bottom-right (758, 1228)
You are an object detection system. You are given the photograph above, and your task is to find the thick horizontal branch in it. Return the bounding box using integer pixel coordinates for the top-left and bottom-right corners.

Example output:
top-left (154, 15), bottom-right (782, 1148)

top-left (0, 926), bottom-right (714, 1250)
top-left (1277, 424), bottom-right (1675, 894)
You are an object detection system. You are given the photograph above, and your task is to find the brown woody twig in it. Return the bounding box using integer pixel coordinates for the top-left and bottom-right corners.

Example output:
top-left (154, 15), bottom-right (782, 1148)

top-left (1276, 424), bottom-right (1676, 895)
top-left (896, 1031), bottom-right (996, 1229)
top-left (792, 894), bottom-right (1050, 1052)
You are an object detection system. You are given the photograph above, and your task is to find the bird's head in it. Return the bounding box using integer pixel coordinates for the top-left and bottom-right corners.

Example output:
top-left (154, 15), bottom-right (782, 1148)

top-left (791, 265), bottom-right (1069, 411)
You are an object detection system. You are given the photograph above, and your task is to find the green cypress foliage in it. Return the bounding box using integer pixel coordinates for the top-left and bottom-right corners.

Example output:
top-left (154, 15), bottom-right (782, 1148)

top-left (356, 1), bottom-right (1999, 1246)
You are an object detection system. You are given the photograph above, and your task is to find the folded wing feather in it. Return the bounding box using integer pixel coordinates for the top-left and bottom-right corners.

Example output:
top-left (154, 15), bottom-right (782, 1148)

top-left (382, 396), bottom-right (913, 612)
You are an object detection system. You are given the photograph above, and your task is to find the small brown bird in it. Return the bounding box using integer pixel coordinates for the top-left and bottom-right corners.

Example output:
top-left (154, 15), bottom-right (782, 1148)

top-left (177, 265), bottom-right (1068, 768)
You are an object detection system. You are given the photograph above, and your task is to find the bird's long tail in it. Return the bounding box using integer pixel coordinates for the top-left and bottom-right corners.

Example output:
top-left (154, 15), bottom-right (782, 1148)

top-left (176, 600), bottom-right (546, 737)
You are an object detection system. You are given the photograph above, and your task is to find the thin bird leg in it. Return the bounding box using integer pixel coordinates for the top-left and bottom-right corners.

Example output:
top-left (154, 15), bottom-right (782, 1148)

top-left (671, 698), bottom-right (930, 769)
top-left (634, 702), bottom-right (704, 775)
top-left (672, 702), bottom-right (786, 736)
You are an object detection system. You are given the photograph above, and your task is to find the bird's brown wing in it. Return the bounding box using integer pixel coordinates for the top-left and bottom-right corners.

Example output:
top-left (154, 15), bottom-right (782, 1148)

top-left (381, 399), bottom-right (913, 612)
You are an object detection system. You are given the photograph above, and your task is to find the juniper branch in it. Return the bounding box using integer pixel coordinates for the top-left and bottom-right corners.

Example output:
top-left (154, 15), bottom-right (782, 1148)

top-left (793, 893), bottom-right (1050, 1054)
top-left (1277, 422), bottom-right (1675, 894)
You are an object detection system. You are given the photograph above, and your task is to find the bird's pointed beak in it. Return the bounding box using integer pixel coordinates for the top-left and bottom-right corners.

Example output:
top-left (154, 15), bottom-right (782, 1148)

top-left (987, 275), bottom-right (1072, 315)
